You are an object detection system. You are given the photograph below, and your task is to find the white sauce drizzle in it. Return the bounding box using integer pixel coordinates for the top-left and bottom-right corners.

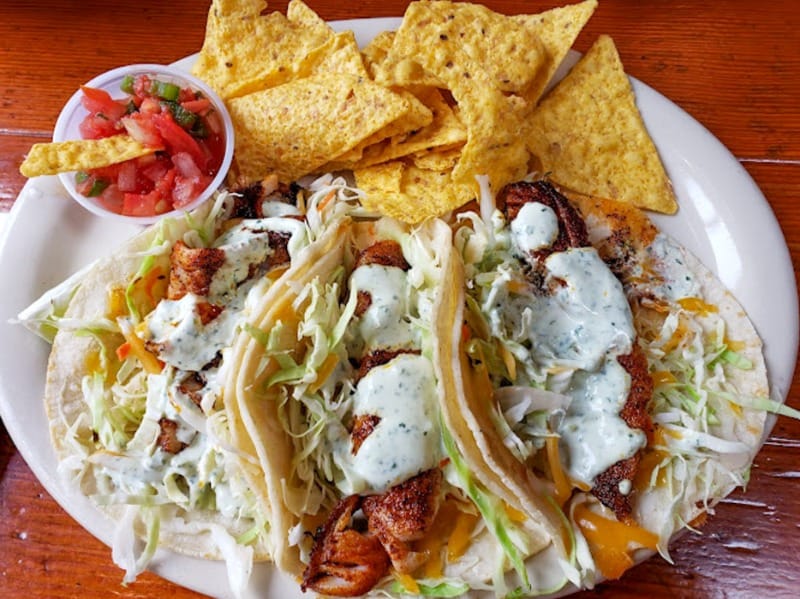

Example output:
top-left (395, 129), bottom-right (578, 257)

top-left (510, 201), bottom-right (559, 255)
top-left (645, 233), bottom-right (701, 300)
top-left (560, 359), bottom-right (646, 485)
top-left (146, 293), bottom-right (236, 372)
top-left (349, 264), bottom-right (416, 351)
top-left (208, 217), bottom-right (308, 304)
top-left (348, 354), bottom-right (440, 493)
top-left (490, 200), bottom-right (648, 487)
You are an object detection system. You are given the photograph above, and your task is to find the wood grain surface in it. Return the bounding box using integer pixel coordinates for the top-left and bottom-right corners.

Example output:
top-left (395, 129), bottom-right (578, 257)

top-left (1, 1), bottom-right (798, 598)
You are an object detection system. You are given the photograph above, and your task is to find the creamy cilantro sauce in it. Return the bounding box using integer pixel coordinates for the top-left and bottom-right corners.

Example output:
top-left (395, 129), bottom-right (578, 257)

top-left (325, 242), bottom-right (441, 496)
top-left (259, 201), bottom-right (302, 218)
top-left (208, 217), bottom-right (308, 304)
top-left (113, 210), bottom-right (311, 510)
top-left (644, 233), bottom-right (700, 300)
top-left (347, 354), bottom-right (440, 493)
top-left (478, 201), bottom-right (646, 486)
top-left (349, 264), bottom-right (416, 351)
top-left (560, 359), bottom-right (646, 484)
top-left (511, 201), bottom-right (559, 254)
top-left (147, 216), bottom-right (309, 372)
top-left (146, 293), bottom-right (236, 371)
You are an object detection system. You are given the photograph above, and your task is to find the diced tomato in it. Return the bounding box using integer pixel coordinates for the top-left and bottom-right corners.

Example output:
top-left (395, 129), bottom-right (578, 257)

top-left (123, 192), bottom-right (162, 217)
top-left (132, 75), bottom-right (152, 99)
top-left (177, 87), bottom-right (196, 104)
top-left (97, 184), bottom-right (124, 214)
top-left (203, 110), bottom-right (223, 136)
top-left (116, 161), bottom-right (138, 192)
top-left (150, 112), bottom-right (208, 170)
top-left (139, 97), bottom-right (162, 115)
top-left (180, 98), bottom-right (212, 115)
top-left (80, 86), bottom-right (127, 121)
top-left (171, 151), bottom-right (202, 178)
top-left (141, 156), bottom-right (171, 183)
top-left (172, 174), bottom-right (211, 208)
top-left (88, 162), bottom-right (124, 180)
top-left (122, 167), bottom-right (175, 216)
top-left (79, 114), bottom-right (121, 139)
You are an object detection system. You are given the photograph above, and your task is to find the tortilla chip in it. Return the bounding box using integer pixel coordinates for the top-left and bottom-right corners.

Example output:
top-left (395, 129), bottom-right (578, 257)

top-left (345, 87), bottom-right (466, 169)
top-left (191, 0), bottom-right (333, 99)
top-left (411, 146), bottom-right (463, 171)
top-left (514, 0), bottom-right (598, 103)
top-left (361, 30), bottom-right (396, 80)
top-left (286, 0), bottom-right (334, 38)
top-left (386, 1), bottom-right (534, 195)
top-left (355, 161), bottom-right (474, 224)
top-left (228, 73), bottom-right (413, 182)
top-left (528, 35), bottom-right (678, 214)
top-left (295, 30), bottom-right (369, 79)
top-left (19, 136), bottom-right (159, 177)
top-left (387, 1), bottom-right (547, 95)
top-left (320, 88), bottom-right (434, 169)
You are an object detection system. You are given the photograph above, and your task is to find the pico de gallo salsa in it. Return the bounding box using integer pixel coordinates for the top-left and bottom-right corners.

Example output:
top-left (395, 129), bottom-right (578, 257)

top-left (76, 74), bottom-right (226, 217)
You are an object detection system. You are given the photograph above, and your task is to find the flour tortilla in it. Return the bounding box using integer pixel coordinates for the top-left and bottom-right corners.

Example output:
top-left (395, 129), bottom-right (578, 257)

top-left (226, 215), bottom-right (557, 588)
top-left (445, 190), bottom-right (769, 575)
top-left (568, 193), bottom-right (768, 537)
top-left (43, 200), bottom-right (299, 563)
top-left (224, 215), bottom-right (351, 574)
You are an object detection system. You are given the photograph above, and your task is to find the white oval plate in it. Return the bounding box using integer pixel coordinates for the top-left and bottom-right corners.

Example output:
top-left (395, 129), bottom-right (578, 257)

top-left (0, 17), bottom-right (796, 599)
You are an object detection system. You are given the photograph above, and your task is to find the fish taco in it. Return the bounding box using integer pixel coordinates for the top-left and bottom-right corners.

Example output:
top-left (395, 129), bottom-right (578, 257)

top-left (444, 178), bottom-right (770, 588)
top-left (225, 208), bottom-right (565, 597)
top-left (29, 175), bottom-right (358, 593)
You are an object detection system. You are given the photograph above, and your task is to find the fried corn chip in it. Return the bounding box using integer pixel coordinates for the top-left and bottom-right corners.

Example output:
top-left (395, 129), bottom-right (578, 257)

top-left (321, 88), bottom-right (434, 169)
top-left (355, 161), bottom-right (474, 224)
top-left (342, 87), bottom-right (466, 170)
top-left (411, 146), bottom-right (463, 171)
top-left (514, 0), bottom-right (598, 104)
top-left (287, 0), bottom-right (334, 38)
top-left (295, 30), bottom-right (369, 79)
top-left (528, 34), bottom-right (678, 214)
top-left (386, 1), bottom-right (535, 199)
top-left (19, 136), bottom-right (158, 177)
top-left (192, 0), bottom-right (333, 99)
top-left (361, 31), bottom-right (396, 80)
top-left (229, 73), bottom-right (413, 182)
top-left (386, 1), bottom-right (547, 95)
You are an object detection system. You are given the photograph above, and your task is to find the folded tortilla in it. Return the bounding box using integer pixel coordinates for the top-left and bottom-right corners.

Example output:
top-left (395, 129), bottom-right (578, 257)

top-left (36, 181), bottom-right (357, 588)
top-left (444, 181), bottom-right (769, 587)
top-left (225, 212), bottom-right (558, 595)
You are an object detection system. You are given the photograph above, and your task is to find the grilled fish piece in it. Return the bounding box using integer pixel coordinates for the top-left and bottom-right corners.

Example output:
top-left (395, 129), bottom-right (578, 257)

top-left (361, 469), bottom-right (443, 574)
top-left (500, 180), bottom-right (653, 521)
top-left (302, 495), bottom-right (390, 597)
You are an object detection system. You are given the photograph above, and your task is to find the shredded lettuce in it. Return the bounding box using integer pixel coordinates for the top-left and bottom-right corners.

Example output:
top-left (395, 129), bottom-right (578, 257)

top-left (13, 259), bottom-right (96, 342)
top-left (440, 423), bottom-right (531, 591)
top-left (389, 580), bottom-right (471, 597)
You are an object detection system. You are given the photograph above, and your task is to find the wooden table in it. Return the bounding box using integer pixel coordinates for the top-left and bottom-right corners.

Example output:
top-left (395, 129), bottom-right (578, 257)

top-left (1, 1), bottom-right (798, 597)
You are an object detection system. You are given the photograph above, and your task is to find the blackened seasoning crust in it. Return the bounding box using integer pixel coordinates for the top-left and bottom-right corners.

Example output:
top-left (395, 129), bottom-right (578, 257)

top-left (353, 240), bottom-right (410, 271)
top-left (156, 418), bottom-right (186, 454)
top-left (301, 495), bottom-right (390, 597)
top-left (167, 240), bottom-right (226, 300)
top-left (499, 180), bottom-right (590, 255)
top-left (351, 414), bottom-right (381, 455)
top-left (230, 177), bottom-right (301, 218)
top-left (361, 469), bottom-right (443, 573)
top-left (265, 230), bottom-right (293, 270)
top-left (356, 348), bottom-right (421, 382)
top-left (500, 180), bottom-right (654, 522)
top-left (352, 240), bottom-right (410, 318)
